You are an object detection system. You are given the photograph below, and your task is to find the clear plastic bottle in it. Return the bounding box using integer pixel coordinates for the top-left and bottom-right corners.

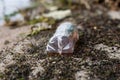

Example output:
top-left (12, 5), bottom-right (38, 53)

top-left (46, 22), bottom-right (79, 56)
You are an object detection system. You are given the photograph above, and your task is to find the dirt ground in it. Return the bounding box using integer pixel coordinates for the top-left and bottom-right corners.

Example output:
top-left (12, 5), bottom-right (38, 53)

top-left (0, 26), bottom-right (31, 50)
top-left (0, 0), bottom-right (120, 80)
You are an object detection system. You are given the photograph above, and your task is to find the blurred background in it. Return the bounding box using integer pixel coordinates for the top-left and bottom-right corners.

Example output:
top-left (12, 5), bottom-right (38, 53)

top-left (0, 0), bottom-right (120, 51)
top-left (0, 0), bottom-right (120, 26)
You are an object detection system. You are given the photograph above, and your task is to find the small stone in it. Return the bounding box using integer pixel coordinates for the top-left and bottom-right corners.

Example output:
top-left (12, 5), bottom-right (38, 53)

top-left (4, 40), bottom-right (10, 45)
top-left (43, 10), bottom-right (71, 20)
top-left (93, 26), bottom-right (97, 30)
top-left (75, 70), bottom-right (90, 80)
top-left (118, 24), bottom-right (120, 28)
top-left (108, 11), bottom-right (120, 20)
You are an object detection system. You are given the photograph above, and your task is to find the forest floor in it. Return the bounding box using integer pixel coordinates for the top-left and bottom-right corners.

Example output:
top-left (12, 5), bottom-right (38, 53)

top-left (0, 0), bottom-right (120, 80)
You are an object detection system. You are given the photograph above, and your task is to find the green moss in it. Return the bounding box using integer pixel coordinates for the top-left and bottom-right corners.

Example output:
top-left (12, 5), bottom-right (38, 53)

top-left (59, 0), bottom-right (72, 8)
top-left (19, 78), bottom-right (24, 80)
top-left (28, 16), bottom-right (56, 25)
top-left (0, 73), bottom-right (4, 78)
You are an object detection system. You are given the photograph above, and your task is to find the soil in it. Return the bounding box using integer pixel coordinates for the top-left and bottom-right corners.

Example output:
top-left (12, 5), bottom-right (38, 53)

top-left (0, 0), bottom-right (120, 80)
top-left (0, 26), bottom-right (31, 50)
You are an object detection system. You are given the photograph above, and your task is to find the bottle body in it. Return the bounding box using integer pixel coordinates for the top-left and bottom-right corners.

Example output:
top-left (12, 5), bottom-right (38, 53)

top-left (46, 22), bottom-right (79, 56)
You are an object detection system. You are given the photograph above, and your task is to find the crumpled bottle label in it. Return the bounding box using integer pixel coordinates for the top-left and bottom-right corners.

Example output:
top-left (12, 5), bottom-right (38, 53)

top-left (46, 22), bottom-right (79, 54)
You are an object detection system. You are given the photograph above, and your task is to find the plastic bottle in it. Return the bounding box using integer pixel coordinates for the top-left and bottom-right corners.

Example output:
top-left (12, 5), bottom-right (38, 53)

top-left (46, 22), bottom-right (79, 56)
